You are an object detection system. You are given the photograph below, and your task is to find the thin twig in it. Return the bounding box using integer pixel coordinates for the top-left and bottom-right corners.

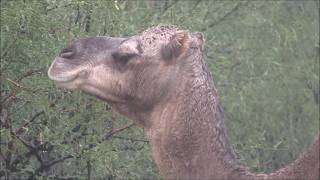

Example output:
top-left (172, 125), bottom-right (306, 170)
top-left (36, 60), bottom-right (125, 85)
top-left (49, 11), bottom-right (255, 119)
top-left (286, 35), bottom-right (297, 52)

top-left (201, 1), bottom-right (250, 31)
top-left (6, 78), bottom-right (35, 93)
top-left (15, 68), bottom-right (44, 82)
top-left (103, 123), bottom-right (135, 140)
top-left (1, 68), bottom-right (44, 105)
top-left (192, 0), bottom-right (202, 10)
top-left (159, 0), bottom-right (179, 16)
top-left (0, 38), bottom-right (17, 59)
top-left (112, 136), bottom-right (149, 143)
top-left (46, 4), bottom-right (72, 12)
top-left (0, 151), bottom-right (6, 162)
top-left (15, 111), bottom-right (45, 135)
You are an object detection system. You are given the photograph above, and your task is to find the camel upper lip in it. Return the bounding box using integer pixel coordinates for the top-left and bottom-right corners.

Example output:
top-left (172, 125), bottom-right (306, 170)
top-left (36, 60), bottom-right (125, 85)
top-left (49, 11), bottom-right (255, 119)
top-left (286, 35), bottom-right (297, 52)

top-left (48, 57), bottom-right (78, 83)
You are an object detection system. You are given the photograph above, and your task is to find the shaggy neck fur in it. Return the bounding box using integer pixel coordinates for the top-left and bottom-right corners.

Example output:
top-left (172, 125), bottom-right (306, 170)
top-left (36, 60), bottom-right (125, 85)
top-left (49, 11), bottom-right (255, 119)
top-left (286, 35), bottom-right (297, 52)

top-left (146, 48), bottom-right (242, 179)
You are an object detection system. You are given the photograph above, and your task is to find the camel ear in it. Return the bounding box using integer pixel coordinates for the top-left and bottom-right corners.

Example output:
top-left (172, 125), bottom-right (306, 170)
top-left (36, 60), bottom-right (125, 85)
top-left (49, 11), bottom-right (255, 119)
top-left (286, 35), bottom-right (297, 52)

top-left (161, 31), bottom-right (190, 61)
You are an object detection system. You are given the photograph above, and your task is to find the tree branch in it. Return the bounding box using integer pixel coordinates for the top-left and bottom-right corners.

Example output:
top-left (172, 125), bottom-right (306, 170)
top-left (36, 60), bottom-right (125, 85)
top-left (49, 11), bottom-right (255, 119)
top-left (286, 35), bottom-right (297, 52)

top-left (34, 155), bottom-right (74, 175)
top-left (14, 134), bottom-right (43, 165)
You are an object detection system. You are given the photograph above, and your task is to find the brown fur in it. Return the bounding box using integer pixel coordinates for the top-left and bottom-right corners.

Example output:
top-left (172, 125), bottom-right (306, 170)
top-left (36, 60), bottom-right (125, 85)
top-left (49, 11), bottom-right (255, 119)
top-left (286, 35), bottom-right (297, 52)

top-left (48, 25), bottom-right (319, 180)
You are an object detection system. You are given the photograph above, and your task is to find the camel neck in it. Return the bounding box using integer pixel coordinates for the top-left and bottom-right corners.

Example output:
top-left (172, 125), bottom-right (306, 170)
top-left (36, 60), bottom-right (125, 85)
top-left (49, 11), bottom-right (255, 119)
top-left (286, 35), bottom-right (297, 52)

top-left (147, 54), bottom-right (249, 179)
top-left (147, 55), bottom-right (319, 180)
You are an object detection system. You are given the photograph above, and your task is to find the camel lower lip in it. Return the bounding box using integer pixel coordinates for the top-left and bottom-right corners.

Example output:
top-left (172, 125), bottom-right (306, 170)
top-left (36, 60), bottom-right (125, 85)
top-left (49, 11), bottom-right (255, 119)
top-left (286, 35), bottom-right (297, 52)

top-left (55, 81), bottom-right (74, 89)
top-left (48, 72), bottom-right (77, 83)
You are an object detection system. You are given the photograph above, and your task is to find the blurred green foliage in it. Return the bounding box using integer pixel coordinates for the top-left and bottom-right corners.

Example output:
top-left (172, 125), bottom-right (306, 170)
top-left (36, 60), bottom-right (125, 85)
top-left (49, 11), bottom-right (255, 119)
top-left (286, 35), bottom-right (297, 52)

top-left (0, 0), bottom-right (319, 179)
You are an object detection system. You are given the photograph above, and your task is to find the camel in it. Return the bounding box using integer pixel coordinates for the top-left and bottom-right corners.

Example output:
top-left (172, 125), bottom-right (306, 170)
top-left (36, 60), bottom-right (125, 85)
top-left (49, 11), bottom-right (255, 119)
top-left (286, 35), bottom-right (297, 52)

top-left (48, 25), bottom-right (319, 180)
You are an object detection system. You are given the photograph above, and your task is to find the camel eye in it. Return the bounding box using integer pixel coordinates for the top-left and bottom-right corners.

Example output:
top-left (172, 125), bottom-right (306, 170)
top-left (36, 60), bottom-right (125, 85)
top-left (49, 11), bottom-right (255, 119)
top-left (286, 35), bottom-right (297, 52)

top-left (112, 52), bottom-right (137, 66)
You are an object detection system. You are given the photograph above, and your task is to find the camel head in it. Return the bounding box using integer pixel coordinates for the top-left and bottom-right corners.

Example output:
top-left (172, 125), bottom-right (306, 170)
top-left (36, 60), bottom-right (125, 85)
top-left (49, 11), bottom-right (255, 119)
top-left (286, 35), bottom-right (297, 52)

top-left (48, 25), bottom-right (205, 122)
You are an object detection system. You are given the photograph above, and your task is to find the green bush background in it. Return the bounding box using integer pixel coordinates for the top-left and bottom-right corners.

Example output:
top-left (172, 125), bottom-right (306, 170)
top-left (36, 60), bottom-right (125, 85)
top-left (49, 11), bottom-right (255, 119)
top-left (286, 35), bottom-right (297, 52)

top-left (1, 0), bottom-right (319, 179)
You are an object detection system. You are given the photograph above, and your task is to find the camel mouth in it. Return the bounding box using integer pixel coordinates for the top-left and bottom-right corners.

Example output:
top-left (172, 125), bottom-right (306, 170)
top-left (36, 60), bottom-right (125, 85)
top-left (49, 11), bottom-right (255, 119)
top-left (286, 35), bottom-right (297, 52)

top-left (48, 57), bottom-right (85, 83)
top-left (48, 69), bottom-right (77, 83)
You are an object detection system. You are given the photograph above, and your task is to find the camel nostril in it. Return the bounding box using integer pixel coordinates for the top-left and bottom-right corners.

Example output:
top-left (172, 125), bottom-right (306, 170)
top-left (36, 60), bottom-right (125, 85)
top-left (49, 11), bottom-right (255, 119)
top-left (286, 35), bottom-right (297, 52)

top-left (60, 47), bottom-right (74, 58)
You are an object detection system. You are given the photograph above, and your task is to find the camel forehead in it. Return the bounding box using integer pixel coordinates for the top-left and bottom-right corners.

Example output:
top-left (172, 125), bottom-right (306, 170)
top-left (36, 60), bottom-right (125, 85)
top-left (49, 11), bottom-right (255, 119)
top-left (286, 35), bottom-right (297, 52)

top-left (139, 25), bottom-right (179, 55)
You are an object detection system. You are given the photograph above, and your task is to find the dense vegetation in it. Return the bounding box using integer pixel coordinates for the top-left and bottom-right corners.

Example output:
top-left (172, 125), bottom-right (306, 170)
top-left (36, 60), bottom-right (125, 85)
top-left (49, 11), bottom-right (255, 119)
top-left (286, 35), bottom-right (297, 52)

top-left (1, 0), bottom-right (319, 179)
